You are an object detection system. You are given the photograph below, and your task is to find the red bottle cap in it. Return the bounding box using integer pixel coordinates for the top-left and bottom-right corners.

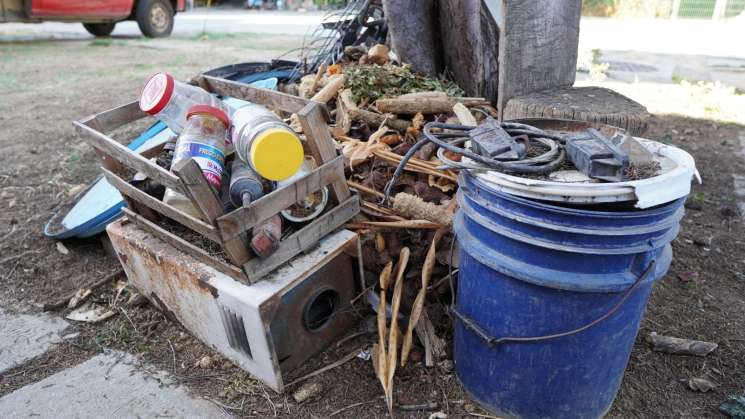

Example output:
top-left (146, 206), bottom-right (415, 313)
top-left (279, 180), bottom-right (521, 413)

top-left (186, 105), bottom-right (230, 129)
top-left (139, 73), bottom-right (175, 115)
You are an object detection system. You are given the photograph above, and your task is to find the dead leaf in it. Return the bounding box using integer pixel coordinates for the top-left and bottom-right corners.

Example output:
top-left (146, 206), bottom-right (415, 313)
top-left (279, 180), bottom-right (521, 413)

top-left (196, 355), bottom-right (214, 369)
top-left (327, 63), bottom-right (342, 75)
top-left (401, 228), bottom-right (447, 367)
top-left (56, 242), bottom-right (70, 255)
top-left (412, 113), bottom-right (425, 130)
top-left (677, 271), bottom-right (699, 282)
top-left (344, 125), bottom-right (393, 169)
top-left (385, 247), bottom-right (410, 414)
top-left (380, 133), bottom-right (402, 146)
top-left (66, 303), bottom-right (116, 323)
top-left (687, 377), bottom-right (717, 392)
top-left (428, 174), bottom-right (456, 193)
top-left (67, 184), bottom-right (86, 197)
top-left (67, 288), bottom-right (92, 309)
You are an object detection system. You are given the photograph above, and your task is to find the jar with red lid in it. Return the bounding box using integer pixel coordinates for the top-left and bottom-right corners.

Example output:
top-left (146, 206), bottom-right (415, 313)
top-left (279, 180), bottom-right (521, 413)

top-left (139, 72), bottom-right (225, 134)
top-left (163, 105), bottom-right (230, 219)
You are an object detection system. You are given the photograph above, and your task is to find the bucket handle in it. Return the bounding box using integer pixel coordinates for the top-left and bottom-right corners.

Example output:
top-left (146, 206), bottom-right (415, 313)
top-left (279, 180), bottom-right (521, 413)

top-left (451, 260), bottom-right (656, 347)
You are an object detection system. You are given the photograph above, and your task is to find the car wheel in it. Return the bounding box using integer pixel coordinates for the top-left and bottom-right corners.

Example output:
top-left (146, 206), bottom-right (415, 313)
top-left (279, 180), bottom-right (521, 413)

top-left (83, 22), bottom-right (116, 37)
top-left (136, 0), bottom-right (174, 38)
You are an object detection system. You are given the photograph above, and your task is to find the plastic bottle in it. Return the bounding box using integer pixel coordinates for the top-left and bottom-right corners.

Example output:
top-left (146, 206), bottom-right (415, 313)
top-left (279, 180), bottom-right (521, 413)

top-left (139, 72), bottom-right (225, 134)
top-left (163, 105), bottom-right (230, 219)
top-left (229, 158), bottom-right (265, 208)
top-left (231, 103), bottom-right (304, 181)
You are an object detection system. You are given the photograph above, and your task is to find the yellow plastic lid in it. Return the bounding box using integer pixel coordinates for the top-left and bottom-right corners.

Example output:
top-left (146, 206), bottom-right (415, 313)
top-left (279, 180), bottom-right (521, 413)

top-left (249, 128), bottom-right (304, 181)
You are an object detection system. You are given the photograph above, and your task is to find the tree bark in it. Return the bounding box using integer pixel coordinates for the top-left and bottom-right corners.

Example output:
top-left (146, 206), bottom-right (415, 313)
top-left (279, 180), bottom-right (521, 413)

top-left (382, 0), bottom-right (443, 76)
top-left (438, 0), bottom-right (500, 104)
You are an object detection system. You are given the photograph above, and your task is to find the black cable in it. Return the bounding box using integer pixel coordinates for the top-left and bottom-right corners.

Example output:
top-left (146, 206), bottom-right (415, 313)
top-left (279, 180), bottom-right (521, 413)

top-left (381, 120), bottom-right (567, 204)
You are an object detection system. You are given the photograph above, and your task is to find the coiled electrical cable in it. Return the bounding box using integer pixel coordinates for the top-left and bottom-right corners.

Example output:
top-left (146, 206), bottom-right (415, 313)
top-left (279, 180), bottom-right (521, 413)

top-left (382, 120), bottom-right (566, 203)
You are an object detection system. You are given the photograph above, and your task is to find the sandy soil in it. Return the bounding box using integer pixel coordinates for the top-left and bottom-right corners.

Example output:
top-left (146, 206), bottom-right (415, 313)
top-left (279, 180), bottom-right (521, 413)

top-left (1, 35), bottom-right (744, 418)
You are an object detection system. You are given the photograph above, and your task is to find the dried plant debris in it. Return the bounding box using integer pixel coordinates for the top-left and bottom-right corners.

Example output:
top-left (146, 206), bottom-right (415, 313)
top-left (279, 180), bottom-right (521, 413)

top-left (625, 161), bottom-right (661, 180)
top-left (345, 64), bottom-right (464, 104)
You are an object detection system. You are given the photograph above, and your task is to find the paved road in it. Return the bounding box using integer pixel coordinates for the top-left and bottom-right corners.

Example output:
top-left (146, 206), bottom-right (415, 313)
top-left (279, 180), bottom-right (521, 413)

top-left (2, 9), bottom-right (744, 59)
top-left (0, 9), bottom-right (325, 40)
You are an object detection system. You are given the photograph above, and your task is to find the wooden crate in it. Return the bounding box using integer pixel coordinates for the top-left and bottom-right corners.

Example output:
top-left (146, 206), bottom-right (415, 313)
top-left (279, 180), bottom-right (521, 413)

top-left (73, 75), bottom-right (359, 283)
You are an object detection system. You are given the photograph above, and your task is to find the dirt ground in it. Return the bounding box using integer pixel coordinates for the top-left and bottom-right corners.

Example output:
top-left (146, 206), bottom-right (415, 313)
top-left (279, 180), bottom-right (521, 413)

top-left (1, 35), bottom-right (745, 418)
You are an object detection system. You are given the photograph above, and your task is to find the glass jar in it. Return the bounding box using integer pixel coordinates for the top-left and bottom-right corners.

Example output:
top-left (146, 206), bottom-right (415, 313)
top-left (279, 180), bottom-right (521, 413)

top-left (231, 103), bottom-right (304, 181)
top-left (163, 105), bottom-right (229, 219)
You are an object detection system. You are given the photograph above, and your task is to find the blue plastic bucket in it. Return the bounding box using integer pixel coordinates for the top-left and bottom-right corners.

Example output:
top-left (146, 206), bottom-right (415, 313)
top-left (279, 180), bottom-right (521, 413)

top-left (453, 172), bottom-right (685, 419)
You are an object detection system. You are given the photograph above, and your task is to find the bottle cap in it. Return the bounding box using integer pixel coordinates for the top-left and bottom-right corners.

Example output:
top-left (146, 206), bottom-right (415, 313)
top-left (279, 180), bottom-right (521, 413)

top-left (186, 105), bottom-right (230, 129)
top-left (139, 73), bottom-right (174, 115)
top-left (250, 128), bottom-right (304, 181)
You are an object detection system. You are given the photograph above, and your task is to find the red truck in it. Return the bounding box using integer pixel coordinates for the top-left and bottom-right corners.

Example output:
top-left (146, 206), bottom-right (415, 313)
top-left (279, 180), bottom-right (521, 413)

top-left (0, 0), bottom-right (186, 38)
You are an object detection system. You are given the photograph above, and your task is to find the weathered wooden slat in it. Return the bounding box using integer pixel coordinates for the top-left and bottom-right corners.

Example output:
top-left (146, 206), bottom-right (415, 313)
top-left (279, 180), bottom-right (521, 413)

top-left (297, 103), bottom-right (351, 204)
top-left (122, 208), bottom-right (247, 282)
top-left (74, 121), bottom-right (183, 191)
top-left (216, 155), bottom-right (345, 241)
top-left (243, 195), bottom-right (360, 281)
top-left (138, 141), bottom-right (168, 160)
top-left (93, 101), bottom-right (146, 133)
top-left (200, 75), bottom-right (313, 114)
top-left (172, 158), bottom-right (252, 266)
top-left (103, 169), bottom-right (220, 242)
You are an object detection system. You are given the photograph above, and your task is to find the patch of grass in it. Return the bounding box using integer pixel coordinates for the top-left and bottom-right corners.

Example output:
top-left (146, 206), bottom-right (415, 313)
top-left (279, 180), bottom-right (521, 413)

top-left (89, 38), bottom-right (113, 47)
top-left (63, 149), bottom-right (84, 172)
top-left (219, 375), bottom-right (264, 401)
top-left (192, 32), bottom-right (238, 41)
top-left (94, 319), bottom-right (152, 354)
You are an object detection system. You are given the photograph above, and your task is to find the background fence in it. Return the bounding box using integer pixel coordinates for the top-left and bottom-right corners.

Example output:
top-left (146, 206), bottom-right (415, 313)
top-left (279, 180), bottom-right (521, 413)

top-left (582, 0), bottom-right (745, 18)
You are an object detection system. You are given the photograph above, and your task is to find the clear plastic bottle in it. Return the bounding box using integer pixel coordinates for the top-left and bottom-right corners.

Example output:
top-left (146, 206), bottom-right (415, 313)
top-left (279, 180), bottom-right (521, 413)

top-left (163, 105), bottom-right (230, 219)
top-left (231, 103), bottom-right (304, 181)
top-left (139, 72), bottom-right (226, 134)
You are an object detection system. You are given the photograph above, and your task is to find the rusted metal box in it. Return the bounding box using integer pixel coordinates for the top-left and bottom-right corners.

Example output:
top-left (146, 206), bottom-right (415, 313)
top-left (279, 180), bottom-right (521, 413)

top-left (107, 217), bottom-right (361, 392)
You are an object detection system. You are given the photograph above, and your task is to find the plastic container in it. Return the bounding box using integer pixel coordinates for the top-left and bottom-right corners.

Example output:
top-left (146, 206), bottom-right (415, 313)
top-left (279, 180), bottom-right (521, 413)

top-left (163, 105), bottom-right (230, 219)
top-left (277, 157), bottom-right (329, 222)
top-left (139, 72), bottom-right (225, 134)
top-left (452, 171), bottom-right (686, 419)
top-left (231, 103), bottom-right (304, 181)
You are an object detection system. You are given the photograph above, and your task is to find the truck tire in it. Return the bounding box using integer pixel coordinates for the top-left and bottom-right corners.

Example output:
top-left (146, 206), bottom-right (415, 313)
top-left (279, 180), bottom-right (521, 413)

top-left (83, 22), bottom-right (116, 37)
top-left (136, 0), bottom-right (174, 38)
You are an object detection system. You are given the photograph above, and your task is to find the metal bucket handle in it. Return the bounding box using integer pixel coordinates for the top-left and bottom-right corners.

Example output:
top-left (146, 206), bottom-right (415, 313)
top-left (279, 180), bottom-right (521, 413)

top-left (451, 260), bottom-right (657, 347)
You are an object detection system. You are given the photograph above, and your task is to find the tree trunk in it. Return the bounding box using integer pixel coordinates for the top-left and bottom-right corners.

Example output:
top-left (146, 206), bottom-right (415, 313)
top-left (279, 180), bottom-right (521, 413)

top-left (497, 0), bottom-right (582, 116)
top-left (438, 0), bottom-right (500, 104)
top-left (382, 0), bottom-right (442, 76)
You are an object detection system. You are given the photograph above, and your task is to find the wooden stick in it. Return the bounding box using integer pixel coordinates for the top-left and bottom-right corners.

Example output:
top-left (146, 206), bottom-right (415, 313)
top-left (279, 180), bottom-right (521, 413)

top-left (372, 150), bottom-right (458, 181)
top-left (376, 96), bottom-right (490, 115)
top-left (285, 348), bottom-right (360, 388)
top-left (346, 220), bottom-right (443, 230)
top-left (311, 74), bottom-right (345, 104)
top-left (347, 180), bottom-right (385, 199)
top-left (647, 333), bottom-right (718, 356)
top-left (349, 108), bottom-right (411, 132)
top-left (43, 268), bottom-right (125, 311)
top-left (453, 102), bottom-right (478, 126)
top-left (308, 64), bottom-right (326, 98)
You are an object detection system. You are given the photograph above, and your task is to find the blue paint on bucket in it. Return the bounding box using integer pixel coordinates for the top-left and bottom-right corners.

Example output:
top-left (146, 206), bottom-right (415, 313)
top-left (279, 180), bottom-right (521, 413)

top-left (453, 172), bottom-right (685, 419)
